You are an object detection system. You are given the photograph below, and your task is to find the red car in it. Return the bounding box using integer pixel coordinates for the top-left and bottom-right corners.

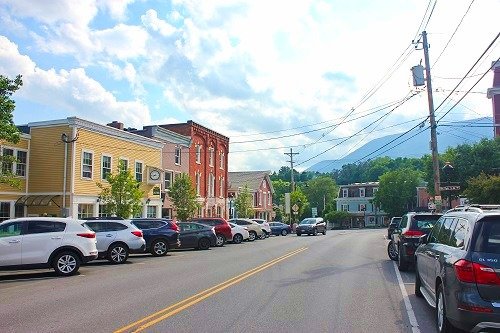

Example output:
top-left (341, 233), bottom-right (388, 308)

top-left (189, 217), bottom-right (232, 247)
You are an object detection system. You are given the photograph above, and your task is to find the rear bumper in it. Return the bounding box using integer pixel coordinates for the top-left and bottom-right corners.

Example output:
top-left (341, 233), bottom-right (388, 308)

top-left (450, 308), bottom-right (500, 332)
top-left (82, 253), bottom-right (98, 263)
top-left (400, 241), bottom-right (419, 262)
top-left (130, 242), bottom-right (146, 254)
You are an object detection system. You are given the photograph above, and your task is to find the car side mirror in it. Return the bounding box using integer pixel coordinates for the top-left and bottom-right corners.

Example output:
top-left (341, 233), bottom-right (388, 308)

top-left (418, 234), bottom-right (429, 244)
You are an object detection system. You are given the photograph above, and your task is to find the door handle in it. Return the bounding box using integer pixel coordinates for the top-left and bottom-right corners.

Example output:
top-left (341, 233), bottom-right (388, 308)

top-left (8, 240), bottom-right (20, 244)
top-left (106, 234), bottom-right (113, 237)
top-left (51, 236), bottom-right (62, 240)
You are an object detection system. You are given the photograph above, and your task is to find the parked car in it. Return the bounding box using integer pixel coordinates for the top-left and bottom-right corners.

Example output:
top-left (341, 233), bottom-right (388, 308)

top-left (190, 217), bottom-right (232, 247)
top-left (177, 222), bottom-right (217, 250)
top-left (296, 217), bottom-right (326, 236)
top-left (229, 222), bottom-right (250, 244)
top-left (130, 218), bottom-right (180, 256)
top-left (252, 218), bottom-right (271, 238)
top-left (229, 218), bottom-right (264, 241)
top-left (387, 217), bottom-right (401, 238)
top-left (0, 217), bottom-right (98, 276)
top-left (83, 219), bottom-right (146, 264)
top-left (390, 212), bottom-right (442, 271)
top-left (269, 222), bottom-right (292, 236)
top-left (415, 205), bottom-right (500, 333)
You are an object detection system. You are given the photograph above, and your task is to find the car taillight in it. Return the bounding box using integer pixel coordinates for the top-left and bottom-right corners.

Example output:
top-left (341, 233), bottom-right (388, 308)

top-left (169, 222), bottom-right (179, 232)
top-left (402, 230), bottom-right (425, 238)
top-left (454, 259), bottom-right (500, 285)
top-left (131, 230), bottom-right (143, 238)
top-left (77, 233), bottom-right (96, 238)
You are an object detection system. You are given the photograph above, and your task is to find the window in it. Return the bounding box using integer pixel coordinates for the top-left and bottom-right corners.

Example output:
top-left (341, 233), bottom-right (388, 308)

top-left (0, 202), bottom-right (10, 221)
top-left (372, 187), bottom-right (378, 195)
top-left (135, 162), bottom-right (143, 182)
top-left (99, 204), bottom-right (111, 217)
top-left (0, 221), bottom-right (22, 237)
top-left (208, 173), bottom-right (215, 197)
top-left (164, 171), bottom-right (173, 190)
top-left (2, 148), bottom-right (13, 174)
top-left (78, 203), bottom-right (93, 219)
top-left (259, 191), bottom-right (262, 205)
top-left (102, 155), bottom-right (111, 180)
top-left (359, 204), bottom-right (366, 211)
top-left (82, 151), bottom-right (93, 179)
top-left (147, 206), bottom-right (157, 218)
top-left (219, 177), bottom-right (224, 198)
top-left (429, 217), bottom-right (444, 243)
top-left (450, 218), bottom-right (469, 248)
top-left (195, 172), bottom-right (201, 196)
top-left (175, 146), bottom-right (181, 165)
top-left (119, 158), bottom-right (128, 172)
top-left (14, 204), bottom-right (24, 218)
top-left (359, 188), bottom-right (365, 198)
top-left (474, 219), bottom-right (500, 254)
top-left (341, 204), bottom-right (349, 212)
top-left (342, 188), bottom-right (348, 198)
top-left (219, 151), bottom-right (225, 169)
top-left (436, 218), bottom-right (457, 245)
top-left (208, 147), bottom-right (214, 167)
top-left (107, 222), bottom-right (128, 231)
top-left (16, 151), bottom-right (27, 177)
top-left (26, 221), bottom-right (66, 234)
top-left (195, 144), bottom-right (201, 164)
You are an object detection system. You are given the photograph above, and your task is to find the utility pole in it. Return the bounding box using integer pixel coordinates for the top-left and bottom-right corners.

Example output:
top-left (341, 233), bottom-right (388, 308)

top-left (61, 132), bottom-right (79, 217)
top-left (422, 31), bottom-right (441, 209)
top-left (284, 148), bottom-right (299, 192)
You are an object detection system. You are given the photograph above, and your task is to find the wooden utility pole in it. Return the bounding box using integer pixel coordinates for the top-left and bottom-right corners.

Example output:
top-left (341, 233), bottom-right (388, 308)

top-left (284, 148), bottom-right (299, 192)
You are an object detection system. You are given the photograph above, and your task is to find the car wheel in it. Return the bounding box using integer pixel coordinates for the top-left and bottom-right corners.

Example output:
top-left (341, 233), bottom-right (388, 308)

top-left (259, 232), bottom-right (266, 240)
top-left (281, 229), bottom-right (288, 236)
top-left (248, 231), bottom-right (257, 241)
top-left (233, 233), bottom-right (243, 244)
top-left (313, 228), bottom-right (318, 236)
top-left (107, 243), bottom-right (129, 264)
top-left (322, 229), bottom-right (326, 235)
top-left (52, 251), bottom-right (80, 276)
top-left (387, 241), bottom-right (398, 261)
top-left (436, 284), bottom-right (456, 333)
top-left (264, 231), bottom-right (269, 238)
top-left (198, 237), bottom-right (211, 250)
top-left (397, 244), bottom-right (409, 271)
top-left (215, 234), bottom-right (226, 247)
top-left (296, 232), bottom-right (301, 236)
top-left (415, 264), bottom-right (423, 298)
top-left (150, 239), bottom-right (168, 257)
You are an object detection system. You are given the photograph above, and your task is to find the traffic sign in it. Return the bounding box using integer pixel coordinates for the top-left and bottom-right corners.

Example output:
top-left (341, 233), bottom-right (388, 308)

top-left (311, 207), bottom-right (317, 217)
top-left (439, 185), bottom-right (461, 191)
top-left (292, 204), bottom-right (299, 212)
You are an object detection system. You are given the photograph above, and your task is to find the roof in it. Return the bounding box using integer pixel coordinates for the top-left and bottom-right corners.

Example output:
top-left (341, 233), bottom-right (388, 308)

top-left (340, 182), bottom-right (379, 188)
top-left (228, 171), bottom-right (274, 193)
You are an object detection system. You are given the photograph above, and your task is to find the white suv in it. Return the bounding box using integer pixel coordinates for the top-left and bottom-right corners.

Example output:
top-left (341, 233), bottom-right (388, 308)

top-left (0, 217), bottom-right (98, 276)
top-left (83, 219), bottom-right (146, 264)
top-left (252, 219), bottom-right (271, 238)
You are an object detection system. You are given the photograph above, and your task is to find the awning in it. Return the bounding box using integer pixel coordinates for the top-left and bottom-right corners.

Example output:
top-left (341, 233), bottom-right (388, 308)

top-left (15, 195), bottom-right (61, 207)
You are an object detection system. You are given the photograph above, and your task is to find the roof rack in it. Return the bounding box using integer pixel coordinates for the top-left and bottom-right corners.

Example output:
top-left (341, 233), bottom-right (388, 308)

top-left (446, 204), bottom-right (500, 213)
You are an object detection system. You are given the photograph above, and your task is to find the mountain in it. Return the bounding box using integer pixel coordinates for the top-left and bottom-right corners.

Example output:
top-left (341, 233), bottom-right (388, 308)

top-left (306, 117), bottom-right (494, 173)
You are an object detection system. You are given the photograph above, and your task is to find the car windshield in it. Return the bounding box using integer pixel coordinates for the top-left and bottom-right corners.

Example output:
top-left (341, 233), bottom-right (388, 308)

top-left (474, 219), bottom-right (500, 254)
top-left (300, 219), bottom-right (316, 225)
top-left (411, 215), bottom-right (441, 230)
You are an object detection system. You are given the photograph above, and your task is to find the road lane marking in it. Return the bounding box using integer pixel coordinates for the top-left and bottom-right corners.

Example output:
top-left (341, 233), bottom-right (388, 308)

top-left (114, 247), bottom-right (308, 333)
top-left (393, 262), bottom-right (420, 333)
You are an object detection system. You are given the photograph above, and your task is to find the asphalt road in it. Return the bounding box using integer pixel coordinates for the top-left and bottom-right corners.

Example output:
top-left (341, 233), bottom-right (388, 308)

top-left (0, 229), bottom-right (438, 333)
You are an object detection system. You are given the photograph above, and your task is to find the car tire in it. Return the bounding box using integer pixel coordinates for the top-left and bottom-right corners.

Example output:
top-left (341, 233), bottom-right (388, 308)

top-left (387, 241), bottom-right (398, 261)
top-left (322, 229), bottom-right (326, 235)
top-left (415, 264), bottom-right (423, 298)
top-left (313, 228), bottom-right (318, 236)
top-left (265, 231), bottom-right (269, 238)
top-left (436, 284), bottom-right (456, 333)
top-left (259, 232), bottom-right (266, 240)
top-left (215, 234), bottom-right (226, 247)
top-left (296, 232), bottom-right (302, 236)
top-left (281, 229), bottom-right (288, 236)
top-left (150, 239), bottom-right (168, 257)
top-left (107, 243), bottom-right (129, 264)
top-left (52, 251), bottom-right (80, 276)
top-left (397, 244), bottom-right (409, 272)
top-left (232, 233), bottom-right (243, 244)
top-left (248, 231), bottom-right (257, 241)
top-left (198, 238), bottom-right (211, 250)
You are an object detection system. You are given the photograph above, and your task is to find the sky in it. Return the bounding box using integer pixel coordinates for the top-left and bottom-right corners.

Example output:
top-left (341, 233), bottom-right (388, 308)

top-left (0, 0), bottom-right (498, 173)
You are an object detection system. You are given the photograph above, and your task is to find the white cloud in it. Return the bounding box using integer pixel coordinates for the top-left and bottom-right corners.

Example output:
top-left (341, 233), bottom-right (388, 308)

top-left (141, 10), bottom-right (177, 37)
top-left (93, 24), bottom-right (149, 60)
top-left (97, 0), bottom-right (136, 21)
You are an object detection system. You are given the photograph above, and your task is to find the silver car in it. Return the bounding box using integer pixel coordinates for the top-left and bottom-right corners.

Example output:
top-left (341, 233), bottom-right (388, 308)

top-left (83, 219), bottom-right (146, 264)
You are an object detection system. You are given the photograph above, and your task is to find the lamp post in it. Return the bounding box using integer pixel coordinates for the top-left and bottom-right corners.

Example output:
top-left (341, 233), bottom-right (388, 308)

top-left (441, 162), bottom-right (456, 210)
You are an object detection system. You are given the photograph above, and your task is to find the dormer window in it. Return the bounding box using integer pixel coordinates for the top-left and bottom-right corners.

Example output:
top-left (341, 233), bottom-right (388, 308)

top-left (342, 188), bottom-right (348, 198)
top-left (359, 188), bottom-right (365, 198)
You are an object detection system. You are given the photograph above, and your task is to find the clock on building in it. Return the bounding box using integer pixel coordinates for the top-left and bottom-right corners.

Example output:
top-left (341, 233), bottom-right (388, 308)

top-left (149, 169), bottom-right (161, 181)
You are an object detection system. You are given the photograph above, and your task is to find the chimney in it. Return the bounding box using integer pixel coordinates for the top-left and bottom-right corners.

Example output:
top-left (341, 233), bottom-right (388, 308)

top-left (107, 121), bottom-right (124, 130)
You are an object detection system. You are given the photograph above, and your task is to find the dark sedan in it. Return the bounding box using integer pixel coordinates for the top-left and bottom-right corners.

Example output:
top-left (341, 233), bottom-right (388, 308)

top-left (130, 218), bottom-right (180, 256)
top-left (177, 222), bottom-right (217, 250)
top-left (269, 222), bottom-right (292, 236)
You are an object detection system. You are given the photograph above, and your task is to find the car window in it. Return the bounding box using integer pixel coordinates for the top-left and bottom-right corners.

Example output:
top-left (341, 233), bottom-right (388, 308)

top-left (399, 216), bottom-right (408, 229)
top-left (300, 218), bottom-right (315, 225)
top-left (429, 217), bottom-right (444, 243)
top-left (84, 222), bottom-right (107, 232)
top-left (411, 215), bottom-right (440, 230)
top-left (0, 221), bottom-right (23, 237)
top-left (131, 221), bottom-right (148, 229)
top-left (199, 220), bottom-right (215, 226)
top-left (436, 218), bottom-right (457, 245)
top-left (473, 219), bottom-right (500, 254)
top-left (108, 222), bottom-right (128, 231)
top-left (450, 218), bottom-right (468, 248)
top-left (26, 221), bottom-right (66, 234)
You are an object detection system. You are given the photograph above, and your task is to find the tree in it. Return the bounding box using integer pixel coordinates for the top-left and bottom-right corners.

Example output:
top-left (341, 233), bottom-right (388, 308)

top-left (463, 173), bottom-right (500, 204)
top-left (373, 168), bottom-right (422, 217)
top-left (168, 173), bottom-right (199, 220)
top-left (290, 188), bottom-right (308, 222)
top-left (0, 74), bottom-right (23, 188)
top-left (324, 210), bottom-right (351, 228)
top-left (271, 178), bottom-right (290, 205)
top-left (302, 175), bottom-right (338, 216)
top-left (97, 161), bottom-right (144, 218)
top-left (234, 184), bottom-right (254, 218)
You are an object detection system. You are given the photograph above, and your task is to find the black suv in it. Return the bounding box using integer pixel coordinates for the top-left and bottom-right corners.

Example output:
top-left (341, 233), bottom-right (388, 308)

top-left (130, 218), bottom-right (180, 256)
top-left (390, 212), bottom-right (441, 271)
top-left (415, 205), bottom-right (500, 333)
top-left (296, 218), bottom-right (327, 236)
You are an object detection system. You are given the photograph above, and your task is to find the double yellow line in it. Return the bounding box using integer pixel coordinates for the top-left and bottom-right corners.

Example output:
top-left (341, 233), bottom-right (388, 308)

top-left (114, 247), bottom-right (307, 333)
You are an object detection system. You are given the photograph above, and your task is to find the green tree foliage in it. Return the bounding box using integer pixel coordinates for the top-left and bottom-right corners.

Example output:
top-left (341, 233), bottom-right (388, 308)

top-left (97, 161), bottom-right (144, 218)
top-left (373, 168), bottom-right (422, 217)
top-left (234, 184), bottom-right (254, 218)
top-left (302, 175), bottom-right (338, 216)
top-left (324, 210), bottom-right (351, 227)
top-left (272, 178), bottom-right (290, 205)
top-left (0, 74), bottom-right (23, 188)
top-left (168, 173), bottom-right (199, 220)
top-left (463, 173), bottom-right (500, 204)
top-left (291, 188), bottom-right (308, 222)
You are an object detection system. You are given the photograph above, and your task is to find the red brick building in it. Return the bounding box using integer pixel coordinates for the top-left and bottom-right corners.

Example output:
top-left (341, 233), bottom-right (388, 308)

top-left (160, 121), bottom-right (229, 218)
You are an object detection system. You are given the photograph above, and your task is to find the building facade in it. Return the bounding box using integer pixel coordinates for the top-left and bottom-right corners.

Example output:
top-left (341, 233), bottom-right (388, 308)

top-left (228, 171), bottom-right (274, 221)
top-left (14, 117), bottom-right (164, 219)
top-left (335, 182), bottom-right (386, 228)
top-left (131, 125), bottom-right (191, 219)
top-left (160, 121), bottom-right (229, 219)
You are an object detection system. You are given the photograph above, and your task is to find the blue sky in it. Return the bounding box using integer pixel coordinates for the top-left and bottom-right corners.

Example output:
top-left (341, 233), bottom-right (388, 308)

top-left (0, 0), bottom-right (498, 172)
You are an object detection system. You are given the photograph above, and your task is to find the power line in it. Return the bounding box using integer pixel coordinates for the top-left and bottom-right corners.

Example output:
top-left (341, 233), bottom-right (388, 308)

top-left (413, 0), bottom-right (433, 42)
